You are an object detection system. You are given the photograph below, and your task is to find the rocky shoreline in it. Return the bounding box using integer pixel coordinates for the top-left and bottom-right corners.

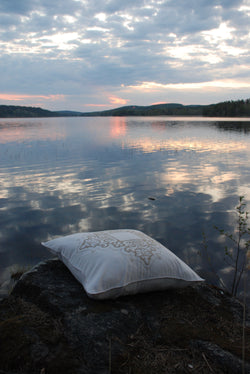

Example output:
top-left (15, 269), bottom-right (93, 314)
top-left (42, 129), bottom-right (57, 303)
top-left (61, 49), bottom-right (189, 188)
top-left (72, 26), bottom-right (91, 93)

top-left (0, 259), bottom-right (249, 373)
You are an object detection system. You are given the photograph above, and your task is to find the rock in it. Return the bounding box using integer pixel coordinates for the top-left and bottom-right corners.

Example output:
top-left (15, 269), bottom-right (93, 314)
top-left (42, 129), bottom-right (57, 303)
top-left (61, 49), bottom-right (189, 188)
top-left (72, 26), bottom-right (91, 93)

top-left (192, 340), bottom-right (250, 373)
top-left (0, 259), bottom-right (249, 374)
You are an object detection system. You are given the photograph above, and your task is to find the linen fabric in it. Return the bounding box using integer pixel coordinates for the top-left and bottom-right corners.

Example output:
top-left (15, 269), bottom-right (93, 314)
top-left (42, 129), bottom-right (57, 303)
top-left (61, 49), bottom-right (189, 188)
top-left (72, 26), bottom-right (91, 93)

top-left (42, 229), bottom-right (204, 299)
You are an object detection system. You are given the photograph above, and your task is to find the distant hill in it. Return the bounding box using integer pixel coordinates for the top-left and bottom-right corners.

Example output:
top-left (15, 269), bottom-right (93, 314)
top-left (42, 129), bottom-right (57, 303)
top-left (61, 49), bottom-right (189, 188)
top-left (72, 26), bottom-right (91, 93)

top-left (55, 110), bottom-right (83, 116)
top-left (202, 99), bottom-right (250, 117)
top-left (0, 99), bottom-right (250, 118)
top-left (80, 99), bottom-right (250, 117)
top-left (0, 105), bottom-right (59, 118)
top-left (80, 103), bottom-right (203, 116)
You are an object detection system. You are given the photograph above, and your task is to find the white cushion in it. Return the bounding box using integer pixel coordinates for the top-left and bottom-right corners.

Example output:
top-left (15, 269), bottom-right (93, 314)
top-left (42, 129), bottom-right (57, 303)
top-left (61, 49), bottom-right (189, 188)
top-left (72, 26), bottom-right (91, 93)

top-left (42, 229), bottom-right (204, 299)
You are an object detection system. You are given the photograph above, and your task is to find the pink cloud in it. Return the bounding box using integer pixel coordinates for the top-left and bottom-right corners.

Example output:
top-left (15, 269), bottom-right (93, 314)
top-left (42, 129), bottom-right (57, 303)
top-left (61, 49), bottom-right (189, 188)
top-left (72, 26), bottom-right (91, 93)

top-left (85, 96), bottom-right (129, 109)
top-left (150, 101), bottom-right (167, 105)
top-left (109, 96), bottom-right (128, 106)
top-left (0, 94), bottom-right (65, 101)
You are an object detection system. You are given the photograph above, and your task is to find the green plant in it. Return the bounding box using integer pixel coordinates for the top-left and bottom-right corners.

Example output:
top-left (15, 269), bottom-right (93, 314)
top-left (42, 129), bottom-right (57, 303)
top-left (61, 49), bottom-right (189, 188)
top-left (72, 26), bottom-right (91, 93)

top-left (201, 197), bottom-right (250, 373)
top-left (201, 196), bottom-right (250, 297)
top-left (214, 196), bottom-right (250, 297)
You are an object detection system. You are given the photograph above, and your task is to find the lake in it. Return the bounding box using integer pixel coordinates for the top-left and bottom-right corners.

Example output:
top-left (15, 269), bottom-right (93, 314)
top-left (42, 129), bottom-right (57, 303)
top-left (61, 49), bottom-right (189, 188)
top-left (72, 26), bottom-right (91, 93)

top-left (0, 116), bottom-right (250, 301)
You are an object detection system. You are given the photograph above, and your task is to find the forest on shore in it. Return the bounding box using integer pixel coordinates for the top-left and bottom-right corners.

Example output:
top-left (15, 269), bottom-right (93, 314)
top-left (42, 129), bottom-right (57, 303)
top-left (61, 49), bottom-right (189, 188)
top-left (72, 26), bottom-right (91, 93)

top-left (0, 98), bottom-right (250, 118)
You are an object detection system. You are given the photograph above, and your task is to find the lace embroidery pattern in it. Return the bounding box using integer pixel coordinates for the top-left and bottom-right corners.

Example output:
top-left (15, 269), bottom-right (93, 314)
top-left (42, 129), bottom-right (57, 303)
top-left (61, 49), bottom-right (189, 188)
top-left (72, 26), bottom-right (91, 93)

top-left (79, 230), bottom-right (158, 266)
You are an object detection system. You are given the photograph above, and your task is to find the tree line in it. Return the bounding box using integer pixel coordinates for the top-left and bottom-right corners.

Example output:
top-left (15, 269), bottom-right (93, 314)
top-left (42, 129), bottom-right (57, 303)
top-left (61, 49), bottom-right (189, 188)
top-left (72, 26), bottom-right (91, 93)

top-left (202, 99), bottom-right (250, 117)
top-left (0, 99), bottom-right (250, 118)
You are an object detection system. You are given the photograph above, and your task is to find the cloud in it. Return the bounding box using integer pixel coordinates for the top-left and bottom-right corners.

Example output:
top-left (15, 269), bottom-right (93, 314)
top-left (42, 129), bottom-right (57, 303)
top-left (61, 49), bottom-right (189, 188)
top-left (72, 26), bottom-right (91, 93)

top-left (109, 95), bottom-right (128, 105)
top-left (0, 0), bottom-right (249, 110)
top-left (127, 79), bottom-right (250, 91)
top-left (0, 94), bottom-right (65, 101)
top-left (0, 0), bottom-right (33, 15)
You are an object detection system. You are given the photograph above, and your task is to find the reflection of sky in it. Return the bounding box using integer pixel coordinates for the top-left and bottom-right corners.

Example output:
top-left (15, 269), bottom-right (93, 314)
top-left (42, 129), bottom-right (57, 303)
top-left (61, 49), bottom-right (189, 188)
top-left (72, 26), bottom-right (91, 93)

top-left (0, 120), bottom-right (66, 144)
top-left (0, 117), bottom-right (250, 300)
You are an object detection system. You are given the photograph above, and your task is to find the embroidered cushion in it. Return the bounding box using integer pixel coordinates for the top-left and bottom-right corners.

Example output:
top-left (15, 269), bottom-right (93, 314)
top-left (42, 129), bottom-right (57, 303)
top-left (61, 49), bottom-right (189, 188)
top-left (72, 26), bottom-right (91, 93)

top-left (42, 229), bottom-right (203, 299)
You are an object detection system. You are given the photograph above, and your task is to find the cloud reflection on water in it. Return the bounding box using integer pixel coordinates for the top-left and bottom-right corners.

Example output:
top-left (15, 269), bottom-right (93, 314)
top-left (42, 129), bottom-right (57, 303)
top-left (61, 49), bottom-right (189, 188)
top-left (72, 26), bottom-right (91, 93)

top-left (124, 136), bottom-right (247, 153)
top-left (0, 117), bottom-right (250, 299)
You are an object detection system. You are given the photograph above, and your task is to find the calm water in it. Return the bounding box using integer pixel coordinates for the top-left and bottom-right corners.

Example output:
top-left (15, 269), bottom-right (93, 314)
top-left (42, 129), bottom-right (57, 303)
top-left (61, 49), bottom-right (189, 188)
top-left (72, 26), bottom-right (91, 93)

top-left (0, 116), bottom-right (250, 300)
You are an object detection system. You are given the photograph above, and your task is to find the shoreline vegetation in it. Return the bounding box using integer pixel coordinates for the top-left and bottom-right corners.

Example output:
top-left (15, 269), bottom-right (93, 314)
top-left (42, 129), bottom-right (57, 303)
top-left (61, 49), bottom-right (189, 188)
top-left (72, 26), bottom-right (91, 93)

top-left (0, 98), bottom-right (250, 118)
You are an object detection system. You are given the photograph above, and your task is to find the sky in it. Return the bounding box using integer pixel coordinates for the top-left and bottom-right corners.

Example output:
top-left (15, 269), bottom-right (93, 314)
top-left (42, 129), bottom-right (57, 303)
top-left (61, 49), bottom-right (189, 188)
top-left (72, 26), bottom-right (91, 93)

top-left (0, 0), bottom-right (250, 112)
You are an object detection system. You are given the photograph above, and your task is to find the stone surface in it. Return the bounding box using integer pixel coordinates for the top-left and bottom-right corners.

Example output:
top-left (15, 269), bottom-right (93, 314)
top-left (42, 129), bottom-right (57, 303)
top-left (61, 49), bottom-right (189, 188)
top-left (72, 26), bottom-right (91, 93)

top-left (0, 259), bottom-right (249, 374)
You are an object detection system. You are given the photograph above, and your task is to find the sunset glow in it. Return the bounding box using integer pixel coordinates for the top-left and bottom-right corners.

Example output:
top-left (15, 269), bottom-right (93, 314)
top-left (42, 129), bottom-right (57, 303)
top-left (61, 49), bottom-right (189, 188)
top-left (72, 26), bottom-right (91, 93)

top-left (0, 94), bottom-right (65, 102)
top-left (109, 96), bottom-right (128, 106)
top-left (0, 1), bottom-right (249, 110)
top-left (109, 117), bottom-right (127, 138)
